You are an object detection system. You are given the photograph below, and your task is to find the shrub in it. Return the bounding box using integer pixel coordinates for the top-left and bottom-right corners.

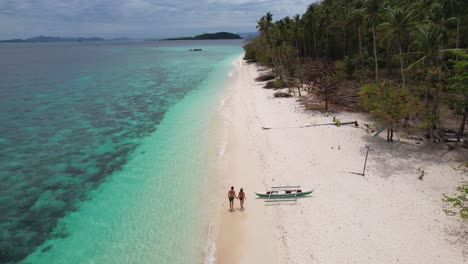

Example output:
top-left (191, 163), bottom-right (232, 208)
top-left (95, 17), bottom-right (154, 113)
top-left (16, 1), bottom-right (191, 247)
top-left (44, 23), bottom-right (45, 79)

top-left (443, 182), bottom-right (468, 218)
top-left (343, 56), bottom-right (357, 79)
top-left (264, 79), bottom-right (286, 89)
top-left (274, 92), bottom-right (293, 98)
top-left (359, 80), bottom-right (421, 142)
top-left (255, 74), bottom-right (276, 82)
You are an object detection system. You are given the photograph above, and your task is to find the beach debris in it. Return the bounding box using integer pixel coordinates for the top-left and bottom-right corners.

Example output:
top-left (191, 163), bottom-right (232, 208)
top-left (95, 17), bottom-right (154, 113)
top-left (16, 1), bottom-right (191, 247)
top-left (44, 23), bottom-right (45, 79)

top-left (418, 168), bottom-right (425, 180)
top-left (373, 126), bottom-right (387, 137)
top-left (361, 144), bottom-right (371, 176)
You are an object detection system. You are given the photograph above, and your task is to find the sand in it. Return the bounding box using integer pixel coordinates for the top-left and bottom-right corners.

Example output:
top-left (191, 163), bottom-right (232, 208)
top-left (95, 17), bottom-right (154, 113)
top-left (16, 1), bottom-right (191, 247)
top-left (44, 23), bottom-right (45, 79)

top-left (212, 58), bottom-right (467, 264)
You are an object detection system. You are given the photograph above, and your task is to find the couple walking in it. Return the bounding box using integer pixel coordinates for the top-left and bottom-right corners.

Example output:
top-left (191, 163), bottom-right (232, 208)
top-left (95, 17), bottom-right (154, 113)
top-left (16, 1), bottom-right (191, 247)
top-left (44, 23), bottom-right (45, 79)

top-left (228, 186), bottom-right (246, 211)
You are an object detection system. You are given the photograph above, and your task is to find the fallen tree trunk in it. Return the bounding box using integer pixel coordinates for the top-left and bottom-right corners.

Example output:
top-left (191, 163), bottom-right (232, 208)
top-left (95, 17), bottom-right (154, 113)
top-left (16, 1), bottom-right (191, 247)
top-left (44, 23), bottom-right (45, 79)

top-left (262, 121), bottom-right (358, 130)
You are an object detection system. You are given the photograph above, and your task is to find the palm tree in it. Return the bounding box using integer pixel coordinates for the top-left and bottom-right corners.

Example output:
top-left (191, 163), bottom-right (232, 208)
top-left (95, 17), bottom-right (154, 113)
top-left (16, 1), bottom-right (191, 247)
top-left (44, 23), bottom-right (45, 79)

top-left (379, 8), bottom-right (414, 85)
top-left (292, 14), bottom-right (302, 59)
top-left (363, 0), bottom-right (385, 80)
top-left (350, 1), bottom-right (365, 62)
top-left (441, 0), bottom-right (464, 52)
top-left (408, 22), bottom-right (448, 139)
top-left (256, 12), bottom-right (274, 47)
top-left (303, 3), bottom-right (321, 58)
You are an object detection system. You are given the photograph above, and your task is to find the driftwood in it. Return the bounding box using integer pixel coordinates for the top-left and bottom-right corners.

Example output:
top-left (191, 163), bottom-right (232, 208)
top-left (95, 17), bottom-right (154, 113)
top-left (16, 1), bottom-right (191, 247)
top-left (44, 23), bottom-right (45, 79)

top-left (262, 121), bottom-right (358, 130)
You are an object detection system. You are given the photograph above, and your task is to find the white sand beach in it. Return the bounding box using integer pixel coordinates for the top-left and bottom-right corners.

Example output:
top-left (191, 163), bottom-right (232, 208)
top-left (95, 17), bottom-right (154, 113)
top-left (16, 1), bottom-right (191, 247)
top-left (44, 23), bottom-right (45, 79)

top-left (213, 58), bottom-right (467, 264)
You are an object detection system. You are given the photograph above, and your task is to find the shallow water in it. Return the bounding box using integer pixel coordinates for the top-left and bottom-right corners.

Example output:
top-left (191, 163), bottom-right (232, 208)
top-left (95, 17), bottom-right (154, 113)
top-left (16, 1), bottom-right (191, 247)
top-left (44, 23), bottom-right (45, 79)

top-left (0, 40), bottom-right (243, 263)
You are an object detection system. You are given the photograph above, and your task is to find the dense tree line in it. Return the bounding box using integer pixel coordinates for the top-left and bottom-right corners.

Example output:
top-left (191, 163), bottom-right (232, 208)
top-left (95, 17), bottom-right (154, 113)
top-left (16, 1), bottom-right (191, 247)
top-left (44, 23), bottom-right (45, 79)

top-left (244, 0), bottom-right (468, 142)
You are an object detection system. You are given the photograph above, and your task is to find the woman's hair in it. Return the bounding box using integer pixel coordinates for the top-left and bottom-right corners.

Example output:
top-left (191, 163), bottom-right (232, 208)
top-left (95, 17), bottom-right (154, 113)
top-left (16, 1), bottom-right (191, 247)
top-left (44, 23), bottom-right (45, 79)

top-left (240, 188), bottom-right (243, 192)
top-left (231, 186), bottom-right (234, 190)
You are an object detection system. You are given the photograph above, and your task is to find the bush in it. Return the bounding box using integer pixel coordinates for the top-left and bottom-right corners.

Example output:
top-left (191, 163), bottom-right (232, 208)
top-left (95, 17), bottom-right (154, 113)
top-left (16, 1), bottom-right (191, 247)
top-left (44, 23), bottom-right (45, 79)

top-left (255, 74), bottom-right (276, 82)
top-left (443, 182), bottom-right (468, 218)
top-left (264, 79), bottom-right (286, 89)
top-left (359, 80), bottom-right (421, 142)
top-left (343, 56), bottom-right (357, 79)
top-left (274, 92), bottom-right (293, 98)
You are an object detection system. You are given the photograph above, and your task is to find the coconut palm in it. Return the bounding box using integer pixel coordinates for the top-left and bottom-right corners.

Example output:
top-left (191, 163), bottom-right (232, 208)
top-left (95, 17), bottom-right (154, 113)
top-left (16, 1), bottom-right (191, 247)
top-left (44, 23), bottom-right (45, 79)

top-left (379, 8), bottom-right (415, 85)
top-left (440, 0), bottom-right (464, 51)
top-left (256, 12), bottom-right (273, 47)
top-left (363, 0), bottom-right (386, 80)
top-left (408, 22), bottom-right (449, 139)
top-left (350, 1), bottom-right (365, 61)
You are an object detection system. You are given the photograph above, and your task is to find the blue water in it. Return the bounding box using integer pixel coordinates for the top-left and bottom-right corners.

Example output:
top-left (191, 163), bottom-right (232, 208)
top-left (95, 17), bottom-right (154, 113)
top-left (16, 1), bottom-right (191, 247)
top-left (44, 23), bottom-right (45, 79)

top-left (0, 40), bottom-right (243, 263)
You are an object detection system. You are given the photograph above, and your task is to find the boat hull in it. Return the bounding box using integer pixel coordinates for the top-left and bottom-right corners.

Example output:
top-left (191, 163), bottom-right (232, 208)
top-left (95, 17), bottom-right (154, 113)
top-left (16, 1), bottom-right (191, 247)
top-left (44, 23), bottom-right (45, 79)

top-left (255, 190), bottom-right (313, 198)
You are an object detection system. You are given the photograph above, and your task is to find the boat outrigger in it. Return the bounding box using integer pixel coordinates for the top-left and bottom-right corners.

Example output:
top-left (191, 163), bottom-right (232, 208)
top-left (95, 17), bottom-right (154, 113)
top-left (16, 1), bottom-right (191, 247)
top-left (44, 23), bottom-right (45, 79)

top-left (255, 186), bottom-right (313, 203)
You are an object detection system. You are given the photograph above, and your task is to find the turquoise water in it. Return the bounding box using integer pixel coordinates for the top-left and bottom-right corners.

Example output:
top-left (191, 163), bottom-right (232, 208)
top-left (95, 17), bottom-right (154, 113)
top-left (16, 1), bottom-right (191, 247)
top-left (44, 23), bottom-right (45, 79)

top-left (0, 40), bottom-right (242, 263)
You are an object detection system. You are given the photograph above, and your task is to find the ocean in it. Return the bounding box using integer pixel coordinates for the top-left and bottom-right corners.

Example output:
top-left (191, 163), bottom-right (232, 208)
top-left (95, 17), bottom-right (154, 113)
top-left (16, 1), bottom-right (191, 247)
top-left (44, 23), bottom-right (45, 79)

top-left (0, 40), bottom-right (243, 263)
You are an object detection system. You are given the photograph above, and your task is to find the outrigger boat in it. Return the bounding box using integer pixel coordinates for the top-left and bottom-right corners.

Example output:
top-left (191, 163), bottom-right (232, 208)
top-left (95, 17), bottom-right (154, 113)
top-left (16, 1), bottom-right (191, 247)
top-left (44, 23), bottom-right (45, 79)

top-left (255, 186), bottom-right (313, 203)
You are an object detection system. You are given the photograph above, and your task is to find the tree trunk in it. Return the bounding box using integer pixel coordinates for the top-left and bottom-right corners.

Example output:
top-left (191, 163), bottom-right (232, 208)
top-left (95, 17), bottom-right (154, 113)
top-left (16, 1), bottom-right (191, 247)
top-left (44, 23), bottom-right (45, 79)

top-left (325, 93), bottom-right (329, 110)
top-left (295, 39), bottom-right (301, 64)
top-left (325, 33), bottom-right (329, 58)
top-left (302, 35), bottom-right (307, 58)
top-left (313, 31), bottom-right (318, 58)
top-left (398, 37), bottom-right (406, 86)
top-left (424, 86), bottom-right (430, 137)
top-left (297, 86), bottom-right (302, 97)
top-left (424, 61), bottom-right (432, 138)
top-left (458, 95), bottom-right (468, 142)
top-left (390, 126), bottom-right (394, 142)
top-left (358, 27), bottom-right (363, 66)
top-left (386, 41), bottom-right (392, 75)
top-left (372, 23), bottom-right (378, 80)
top-left (343, 28), bottom-right (346, 58)
top-left (431, 84), bottom-right (440, 140)
top-left (456, 17), bottom-right (460, 60)
top-left (456, 17), bottom-right (460, 50)
top-left (276, 50), bottom-right (284, 81)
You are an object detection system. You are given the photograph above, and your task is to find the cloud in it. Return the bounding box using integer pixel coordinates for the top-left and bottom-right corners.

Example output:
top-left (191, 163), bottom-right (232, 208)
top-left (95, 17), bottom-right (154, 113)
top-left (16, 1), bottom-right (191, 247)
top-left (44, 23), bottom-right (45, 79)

top-left (0, 0), bottom-right (313, 39)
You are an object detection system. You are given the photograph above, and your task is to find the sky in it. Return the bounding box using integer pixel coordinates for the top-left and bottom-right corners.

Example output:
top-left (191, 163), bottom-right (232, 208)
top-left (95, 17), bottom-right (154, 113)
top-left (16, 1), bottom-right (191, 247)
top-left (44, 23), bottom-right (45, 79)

top-left (0, 0), bottom-right (313, 39)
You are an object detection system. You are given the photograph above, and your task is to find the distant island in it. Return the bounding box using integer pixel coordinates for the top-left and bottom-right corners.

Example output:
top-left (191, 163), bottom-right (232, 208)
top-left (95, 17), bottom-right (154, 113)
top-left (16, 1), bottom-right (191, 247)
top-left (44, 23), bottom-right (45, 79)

top-left (0, 36), bottom-right (105, 43)
top-left (147, 32), bottom-right (242, 41)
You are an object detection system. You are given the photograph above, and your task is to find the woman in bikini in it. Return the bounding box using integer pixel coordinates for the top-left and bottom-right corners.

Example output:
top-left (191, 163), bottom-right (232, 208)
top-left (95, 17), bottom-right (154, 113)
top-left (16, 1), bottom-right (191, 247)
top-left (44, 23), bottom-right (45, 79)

top-left (228, 186), bottom-right (237, 211)
top-left (238, 188), bottom-right (246, 210)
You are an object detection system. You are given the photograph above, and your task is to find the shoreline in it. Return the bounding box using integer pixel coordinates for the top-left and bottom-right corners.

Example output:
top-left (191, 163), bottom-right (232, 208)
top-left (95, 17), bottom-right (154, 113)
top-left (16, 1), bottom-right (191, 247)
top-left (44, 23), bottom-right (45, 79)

top-left (213, 59), bottom-right (467, 263)
top-left (212, 57), bottom-right (278, 264)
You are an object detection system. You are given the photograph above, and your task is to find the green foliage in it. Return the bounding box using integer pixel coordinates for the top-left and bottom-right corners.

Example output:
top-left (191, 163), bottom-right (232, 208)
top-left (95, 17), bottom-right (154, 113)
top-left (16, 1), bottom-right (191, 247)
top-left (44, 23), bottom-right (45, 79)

top-left (273, 79), bottom-right (286, 89)
top-left (314, 73), bottom-right (340, 111)
top-left (450, 51), bottom-right (468, 96)
top-left (343, 56), bottom-right (357, 78)
top-left (359, 80), bottom-right (421, 139)
top-left (274, 91), bottom-right (293, 98)
top-left (333, 116), bottom-right (342, 126)
top-left (263, 79), bottom-right (287, 89)
top-left (243, 43), bottom-right (255, 61)
top-left (246, 0), bottom-right (468, 139)
top-left (447, 52), bottom-right (468, 114)
top-left (443, 182), bottom-right (468, 218)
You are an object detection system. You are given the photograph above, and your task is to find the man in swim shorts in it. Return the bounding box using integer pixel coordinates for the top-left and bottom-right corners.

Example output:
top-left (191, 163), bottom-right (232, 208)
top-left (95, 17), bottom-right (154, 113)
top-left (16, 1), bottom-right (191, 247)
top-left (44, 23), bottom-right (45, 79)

top-left (228, 186), bottom-right (237, 211)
